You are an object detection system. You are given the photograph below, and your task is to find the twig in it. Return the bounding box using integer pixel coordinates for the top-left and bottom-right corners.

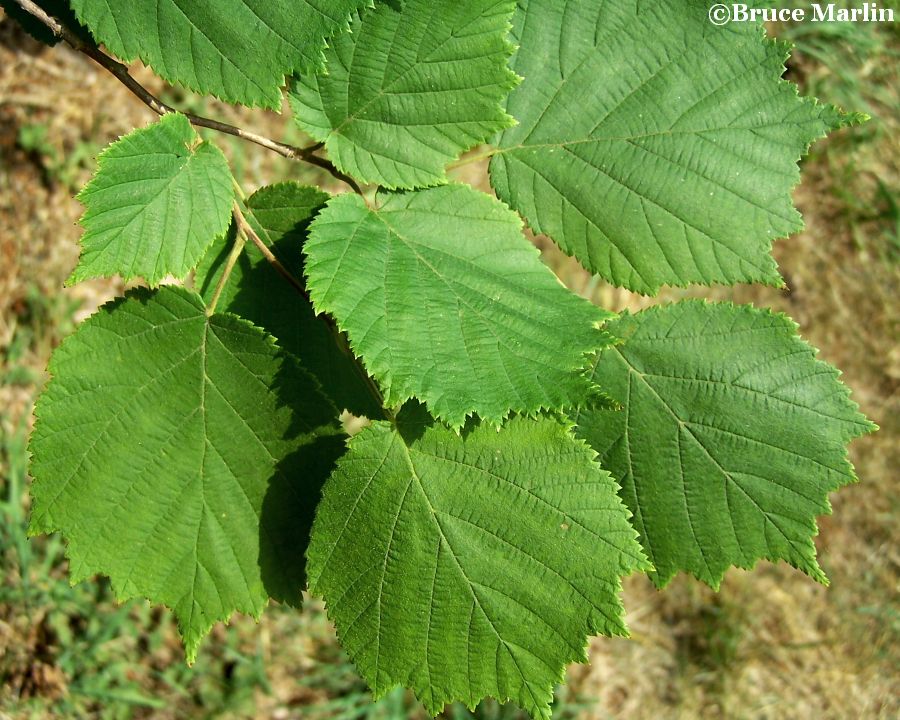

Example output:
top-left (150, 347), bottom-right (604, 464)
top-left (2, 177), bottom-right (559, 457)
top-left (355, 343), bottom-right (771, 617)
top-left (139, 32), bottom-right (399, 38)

top-left (10, 0), bottom-right (363, 194)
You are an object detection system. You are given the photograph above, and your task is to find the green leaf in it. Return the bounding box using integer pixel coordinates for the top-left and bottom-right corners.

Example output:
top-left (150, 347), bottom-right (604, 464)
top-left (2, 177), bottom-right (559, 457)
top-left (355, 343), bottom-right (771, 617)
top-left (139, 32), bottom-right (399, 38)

top-left (304, 185), bottom-right (614, 428)
top-left (69, 0), bottom-right (369, 108)
top-left (572, 301), bottom-right (876, 588)
top-left (490, 0), bottom-right (855, 294)
top-left (28, 286), bottom-right (344, 661)
top-left (289, 0), bottom-right (519, 188)
top-left (308, 405), bottom-right (648, 719)
top-left (195, 182), bottom-right (383, 419)
top-left (71, 113), bottom-right (233, 286)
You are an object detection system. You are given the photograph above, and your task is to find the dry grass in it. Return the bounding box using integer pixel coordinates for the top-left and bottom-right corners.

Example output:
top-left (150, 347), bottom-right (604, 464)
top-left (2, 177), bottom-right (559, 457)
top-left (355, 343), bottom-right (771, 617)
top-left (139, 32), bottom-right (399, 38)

top-left (0, 10), bottom-right (897, 720)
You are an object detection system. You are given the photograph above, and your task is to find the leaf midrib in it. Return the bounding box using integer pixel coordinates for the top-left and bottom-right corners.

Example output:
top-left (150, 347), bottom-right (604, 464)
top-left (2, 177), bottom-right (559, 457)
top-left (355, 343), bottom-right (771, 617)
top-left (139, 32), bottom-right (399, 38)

top-left (396, 436), bottom-right (547, 713)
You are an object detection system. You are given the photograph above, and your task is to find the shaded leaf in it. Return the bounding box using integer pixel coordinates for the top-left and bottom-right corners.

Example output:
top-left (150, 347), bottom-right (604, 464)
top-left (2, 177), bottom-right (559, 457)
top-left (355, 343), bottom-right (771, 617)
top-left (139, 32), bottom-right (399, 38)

top-left (1, 0), bottom-right (91, 47)
top-left (195, 182), bottom-right (383, 418)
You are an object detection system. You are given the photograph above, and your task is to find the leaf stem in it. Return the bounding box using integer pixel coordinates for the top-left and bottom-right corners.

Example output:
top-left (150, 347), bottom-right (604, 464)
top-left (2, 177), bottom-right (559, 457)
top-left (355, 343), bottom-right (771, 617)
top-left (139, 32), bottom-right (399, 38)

top-left (206, 219), bottom-right (246, 316)
top-left (231, 176), bottom-right (247, 201)
top-left (9, 0), bottom-right (363, 195)
top-left (447, 148), bottom-right (501, 170)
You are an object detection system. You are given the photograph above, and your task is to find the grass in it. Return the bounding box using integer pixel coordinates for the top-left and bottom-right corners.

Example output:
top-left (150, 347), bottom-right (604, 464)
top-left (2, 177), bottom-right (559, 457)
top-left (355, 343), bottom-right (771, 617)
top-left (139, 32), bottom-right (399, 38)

top-left (775, 0), bottom-right (900, 264)
top-left (1, 6), bottom-right (897, 720)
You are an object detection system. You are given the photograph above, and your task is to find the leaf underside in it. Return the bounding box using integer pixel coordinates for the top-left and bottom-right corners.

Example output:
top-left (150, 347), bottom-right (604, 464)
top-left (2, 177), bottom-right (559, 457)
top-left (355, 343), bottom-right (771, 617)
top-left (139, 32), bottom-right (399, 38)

top-left (304, 185), bottom-right (615, 428)
top-left (195, 182), bottom-right (383, 419)
top-left (71, 113), bottom-right (233, 285)
top-left (573, 301), bottom-right (875, 588)
top-left (490, 0), bottom-right (852, 294)
top-left (308, 405), bottom-right (648, 719)
top-left (28, 287), bottom-right (343, 661)
top-left (69, 0), bottom-right (369, 108)
top-left (290, 0), bottom-right (519, 188)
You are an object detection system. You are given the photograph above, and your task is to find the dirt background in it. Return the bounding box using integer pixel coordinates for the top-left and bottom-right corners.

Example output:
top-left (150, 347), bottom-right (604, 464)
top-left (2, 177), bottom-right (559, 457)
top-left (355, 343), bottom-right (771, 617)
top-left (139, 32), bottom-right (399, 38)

top-left (1, 7), bottom-right (897, 720)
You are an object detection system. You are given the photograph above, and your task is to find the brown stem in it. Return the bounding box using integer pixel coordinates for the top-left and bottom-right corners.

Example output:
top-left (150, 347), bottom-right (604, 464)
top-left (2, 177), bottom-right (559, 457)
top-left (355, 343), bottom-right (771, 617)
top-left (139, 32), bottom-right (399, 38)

top-left (10, 0), bottom-right (363, 194)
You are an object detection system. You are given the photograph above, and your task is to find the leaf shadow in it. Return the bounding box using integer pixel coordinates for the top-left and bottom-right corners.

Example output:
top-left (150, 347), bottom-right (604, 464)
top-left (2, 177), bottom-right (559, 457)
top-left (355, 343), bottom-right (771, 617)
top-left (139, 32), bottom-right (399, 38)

top-left (258, 433), bottom-right (345, 608)
top-left (199, 225), bottom-right (383, 419)
top-left (257, 350), bottom-right (347, 607)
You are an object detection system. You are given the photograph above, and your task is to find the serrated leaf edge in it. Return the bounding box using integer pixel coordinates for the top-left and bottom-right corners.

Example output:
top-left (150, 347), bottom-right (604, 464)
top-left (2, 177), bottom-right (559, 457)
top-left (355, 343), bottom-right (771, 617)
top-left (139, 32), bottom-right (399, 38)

top-left (27, 286), bottom-right (343, 663)
top-left (294, 0), bottom-right (522, 190)
top-left (305, 188), bottom-right (619, 430)
top-left (588, 297), bottom-right (877, 590)
top-left (306, 413), bottom-right (649, 718)
top-left (68, 114), bottom-right (234, 287)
